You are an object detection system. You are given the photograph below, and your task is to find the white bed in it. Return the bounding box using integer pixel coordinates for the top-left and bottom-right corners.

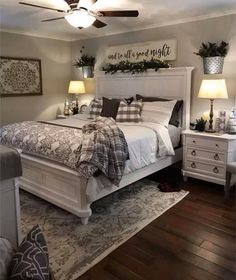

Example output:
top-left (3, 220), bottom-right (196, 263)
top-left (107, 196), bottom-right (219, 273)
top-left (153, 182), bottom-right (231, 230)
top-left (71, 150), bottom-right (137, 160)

top-left (16, 67), bottom-right (194, 225)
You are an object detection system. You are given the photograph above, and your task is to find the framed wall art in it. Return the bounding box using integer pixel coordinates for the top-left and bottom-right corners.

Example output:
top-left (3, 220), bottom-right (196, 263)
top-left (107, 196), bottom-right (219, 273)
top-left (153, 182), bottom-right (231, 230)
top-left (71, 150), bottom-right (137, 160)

top-left (0, 57), bottom-right (43, 97)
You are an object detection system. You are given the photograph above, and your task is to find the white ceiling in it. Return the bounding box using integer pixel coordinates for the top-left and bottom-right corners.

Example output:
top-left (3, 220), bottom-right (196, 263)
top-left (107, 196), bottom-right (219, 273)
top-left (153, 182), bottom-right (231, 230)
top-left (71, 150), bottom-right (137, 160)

top-left (1, 0), bottom-right (236, 41)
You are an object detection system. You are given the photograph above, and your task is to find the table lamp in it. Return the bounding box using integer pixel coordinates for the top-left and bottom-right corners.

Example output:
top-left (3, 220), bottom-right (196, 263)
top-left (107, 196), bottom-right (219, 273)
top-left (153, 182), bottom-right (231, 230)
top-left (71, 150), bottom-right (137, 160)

top-left (68, 81), bottom-right (85, 114)
top-left (198, 79), bottom-right (228, 133)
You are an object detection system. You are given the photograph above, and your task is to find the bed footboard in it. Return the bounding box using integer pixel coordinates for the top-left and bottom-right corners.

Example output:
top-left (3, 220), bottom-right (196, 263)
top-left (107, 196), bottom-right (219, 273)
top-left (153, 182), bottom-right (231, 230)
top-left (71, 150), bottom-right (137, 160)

top-left (17, 154), bottom-right (91, 225)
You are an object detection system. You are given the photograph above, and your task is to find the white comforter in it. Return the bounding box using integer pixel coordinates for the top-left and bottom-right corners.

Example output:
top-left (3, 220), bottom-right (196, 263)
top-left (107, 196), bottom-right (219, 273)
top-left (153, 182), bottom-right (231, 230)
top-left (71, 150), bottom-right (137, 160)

top-left (48, 115), bottom-right (180, 201)
top-left (118, 122), bottom-right (175, 174)
top-left (48, 115), bottom-right (177, 174)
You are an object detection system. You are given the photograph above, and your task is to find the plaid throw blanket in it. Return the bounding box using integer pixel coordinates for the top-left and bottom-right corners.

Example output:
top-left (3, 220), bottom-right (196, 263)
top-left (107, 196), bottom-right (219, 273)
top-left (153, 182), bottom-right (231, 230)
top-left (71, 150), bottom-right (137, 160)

top-left (0, 117), bottom-right (129, 185)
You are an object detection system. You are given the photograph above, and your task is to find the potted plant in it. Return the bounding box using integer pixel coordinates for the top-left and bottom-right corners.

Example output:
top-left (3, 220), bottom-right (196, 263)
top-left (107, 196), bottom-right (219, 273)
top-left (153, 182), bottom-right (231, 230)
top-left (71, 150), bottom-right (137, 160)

top-left (74, 46), bottom-right (95, 78)
top-left (194, 41), bottom-right (229, 74)
top-left (195, 117), bottom-right (207, 132)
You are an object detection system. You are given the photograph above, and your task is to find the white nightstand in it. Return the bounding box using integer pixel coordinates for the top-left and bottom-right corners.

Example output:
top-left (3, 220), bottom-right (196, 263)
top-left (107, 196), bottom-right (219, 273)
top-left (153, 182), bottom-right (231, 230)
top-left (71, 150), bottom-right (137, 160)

top-left (182, 130), bottom-right (236, 193)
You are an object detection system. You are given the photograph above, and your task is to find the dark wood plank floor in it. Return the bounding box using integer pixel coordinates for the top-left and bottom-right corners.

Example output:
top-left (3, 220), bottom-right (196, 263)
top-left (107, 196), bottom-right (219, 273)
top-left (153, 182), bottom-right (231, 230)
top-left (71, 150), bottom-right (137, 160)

top-left (78, 167), bottom-right (236, 280)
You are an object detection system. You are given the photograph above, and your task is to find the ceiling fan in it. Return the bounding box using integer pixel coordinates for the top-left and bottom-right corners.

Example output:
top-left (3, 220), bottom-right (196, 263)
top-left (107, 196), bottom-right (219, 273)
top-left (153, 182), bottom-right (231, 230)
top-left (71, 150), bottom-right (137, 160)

top-left (19, 0), bottom-right (139, 29)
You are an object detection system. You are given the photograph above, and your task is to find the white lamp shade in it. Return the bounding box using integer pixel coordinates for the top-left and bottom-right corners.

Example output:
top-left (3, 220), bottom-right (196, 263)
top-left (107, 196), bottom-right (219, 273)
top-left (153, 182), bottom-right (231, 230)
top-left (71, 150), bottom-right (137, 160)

top-left (198, 79), bottom-right (228, 99)
top-left (68, 81), bottom-right (85, 94)
top-left (65, 10), bottom-right (96, 28)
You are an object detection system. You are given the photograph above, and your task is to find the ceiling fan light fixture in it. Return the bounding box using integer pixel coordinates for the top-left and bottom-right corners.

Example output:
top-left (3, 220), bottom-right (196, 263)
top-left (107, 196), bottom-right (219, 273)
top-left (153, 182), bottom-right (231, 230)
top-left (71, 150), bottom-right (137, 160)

top-left (65, 10), bottom-right (96, 28)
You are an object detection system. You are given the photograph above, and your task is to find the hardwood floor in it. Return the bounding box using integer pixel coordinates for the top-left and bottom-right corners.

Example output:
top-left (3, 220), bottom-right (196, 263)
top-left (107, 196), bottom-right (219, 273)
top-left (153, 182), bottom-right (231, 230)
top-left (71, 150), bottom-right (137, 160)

top-left (78, 167), bottom-right (236, 280)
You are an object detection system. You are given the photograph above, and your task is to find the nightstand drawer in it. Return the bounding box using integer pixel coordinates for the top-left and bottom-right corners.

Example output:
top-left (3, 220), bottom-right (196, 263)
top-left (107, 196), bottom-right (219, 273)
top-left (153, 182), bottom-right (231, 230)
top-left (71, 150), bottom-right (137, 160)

top-left (186, 160), bottom-right (225, 178)
top-left (186, 148), bottom-right (226, 164)
top-left (186, 136), bottom-right (227, 151)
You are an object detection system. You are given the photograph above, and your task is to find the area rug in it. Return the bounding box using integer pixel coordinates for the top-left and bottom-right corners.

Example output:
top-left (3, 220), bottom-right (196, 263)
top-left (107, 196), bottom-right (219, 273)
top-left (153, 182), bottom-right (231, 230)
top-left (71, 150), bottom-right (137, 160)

top-left (20, 179), bottom-right (189, 280)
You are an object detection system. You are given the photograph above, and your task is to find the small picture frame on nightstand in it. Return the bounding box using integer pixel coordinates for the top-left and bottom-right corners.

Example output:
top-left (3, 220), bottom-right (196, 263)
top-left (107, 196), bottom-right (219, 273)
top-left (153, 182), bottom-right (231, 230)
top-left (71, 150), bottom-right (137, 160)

top-left (80, 104), bottom-right (88, 114)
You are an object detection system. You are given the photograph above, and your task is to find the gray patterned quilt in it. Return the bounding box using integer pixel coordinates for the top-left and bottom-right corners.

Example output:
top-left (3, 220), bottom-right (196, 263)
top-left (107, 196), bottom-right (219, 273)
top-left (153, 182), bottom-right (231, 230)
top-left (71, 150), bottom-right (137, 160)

top-left (0, 117), bottom-right (129, 185)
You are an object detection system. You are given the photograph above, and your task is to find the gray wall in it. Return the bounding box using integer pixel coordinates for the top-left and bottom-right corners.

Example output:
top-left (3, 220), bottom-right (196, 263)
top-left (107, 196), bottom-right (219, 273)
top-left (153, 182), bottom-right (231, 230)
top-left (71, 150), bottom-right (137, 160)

top-left (71, 14), bottom-right (236, 122)
top-left (0, 32), bottom-right (71, 125)
top-left (1, 15), bottom-right (236, 125)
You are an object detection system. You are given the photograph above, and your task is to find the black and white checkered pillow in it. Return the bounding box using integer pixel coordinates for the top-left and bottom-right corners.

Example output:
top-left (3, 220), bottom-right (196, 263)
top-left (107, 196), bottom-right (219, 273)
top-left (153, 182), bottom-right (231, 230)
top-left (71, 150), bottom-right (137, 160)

top-left (116, 100), bottom-right (142, 123)
top-left (89, 99), bottom-right (102, 119)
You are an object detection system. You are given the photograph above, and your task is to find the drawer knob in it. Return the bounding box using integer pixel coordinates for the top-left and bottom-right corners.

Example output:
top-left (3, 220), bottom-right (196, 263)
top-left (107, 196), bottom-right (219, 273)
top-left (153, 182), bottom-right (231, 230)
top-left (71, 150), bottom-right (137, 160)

top-left (191, 162), bottom-right (196, 169)
top-left (215, 143), bottom-right (219, 147)
top-left (213, 167), bottom-right (219, 174)
top-left (192, 140), bottom-right (196, 144)
top-left (214, 154), bottom-right (219, 161)
top-left (191, 150), bottom-right (196, 156)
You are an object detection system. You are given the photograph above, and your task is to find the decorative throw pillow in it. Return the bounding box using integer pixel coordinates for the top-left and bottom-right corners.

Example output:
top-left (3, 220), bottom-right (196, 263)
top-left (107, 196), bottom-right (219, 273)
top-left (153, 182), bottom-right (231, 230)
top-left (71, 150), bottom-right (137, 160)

top-left (124, 96), bottom-right (134, 105)
top-left (0, 238), bottom-right (15, 280)
top-left (116, 100), bottom-right (142, 123)
top-left (136, 94), bottom-right (183, 127)
top-left (100, 97), bottom-right (120, 119)
top-left (141, 100), bottom-right (177, 127)
top-left (136, 94), bottom-right (165, 102)
top-left (9, 225), bottom-right (50, 280)
top-left (89, 99), bottom-right (102, 119)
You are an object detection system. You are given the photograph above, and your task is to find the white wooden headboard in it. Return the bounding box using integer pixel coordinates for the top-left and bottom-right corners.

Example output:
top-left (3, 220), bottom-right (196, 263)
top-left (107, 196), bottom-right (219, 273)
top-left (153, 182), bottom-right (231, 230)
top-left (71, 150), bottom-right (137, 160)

top-left (95, 67), bottom-right (194, 129)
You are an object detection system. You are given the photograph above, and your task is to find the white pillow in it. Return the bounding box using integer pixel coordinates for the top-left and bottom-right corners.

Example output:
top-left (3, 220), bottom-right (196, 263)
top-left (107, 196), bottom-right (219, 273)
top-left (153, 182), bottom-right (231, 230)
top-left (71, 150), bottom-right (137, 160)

top-left (141, 100), bottom-right (177, 127)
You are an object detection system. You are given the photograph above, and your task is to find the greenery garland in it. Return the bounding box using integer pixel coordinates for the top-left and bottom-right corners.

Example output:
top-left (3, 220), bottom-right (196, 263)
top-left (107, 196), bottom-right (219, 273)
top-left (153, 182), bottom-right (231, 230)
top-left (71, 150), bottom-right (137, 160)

top-left (102, 59), bottom-right (170, 75)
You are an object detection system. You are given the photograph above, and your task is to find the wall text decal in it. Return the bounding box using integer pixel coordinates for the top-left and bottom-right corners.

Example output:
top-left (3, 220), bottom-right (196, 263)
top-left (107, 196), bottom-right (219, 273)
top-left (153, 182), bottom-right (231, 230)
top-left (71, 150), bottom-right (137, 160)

top-left (106, 39), bottom-right (177, 64)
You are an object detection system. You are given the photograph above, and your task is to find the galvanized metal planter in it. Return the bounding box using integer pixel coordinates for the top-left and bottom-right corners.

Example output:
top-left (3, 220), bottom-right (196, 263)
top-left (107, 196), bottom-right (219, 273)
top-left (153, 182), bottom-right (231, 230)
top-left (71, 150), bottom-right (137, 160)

top-left (203, 56), bottom-right (224, 74)
top-left (82, 66), bottom-right (94, 78)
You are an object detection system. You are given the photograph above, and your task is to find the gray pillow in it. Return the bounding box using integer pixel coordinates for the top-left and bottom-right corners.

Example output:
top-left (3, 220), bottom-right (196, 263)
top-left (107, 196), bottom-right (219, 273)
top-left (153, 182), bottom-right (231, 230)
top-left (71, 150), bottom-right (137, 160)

top-left (100, 97), bottom-right (120, 119)
top-left (0, 238), bottom-right (15, 280)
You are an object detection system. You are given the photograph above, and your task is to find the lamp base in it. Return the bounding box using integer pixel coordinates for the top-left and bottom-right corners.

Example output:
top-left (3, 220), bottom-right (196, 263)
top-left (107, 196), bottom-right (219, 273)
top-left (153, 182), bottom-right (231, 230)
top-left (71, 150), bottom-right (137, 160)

top-left (205, 129), bottom-right (216, 133)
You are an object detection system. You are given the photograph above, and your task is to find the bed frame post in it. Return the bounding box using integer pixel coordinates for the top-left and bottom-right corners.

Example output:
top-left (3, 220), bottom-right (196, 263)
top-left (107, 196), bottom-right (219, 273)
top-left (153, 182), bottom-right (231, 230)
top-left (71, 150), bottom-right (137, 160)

top-left (183, 67), bottom-right (194, 130)
top-left (77, 177), bottom-right (91, 225)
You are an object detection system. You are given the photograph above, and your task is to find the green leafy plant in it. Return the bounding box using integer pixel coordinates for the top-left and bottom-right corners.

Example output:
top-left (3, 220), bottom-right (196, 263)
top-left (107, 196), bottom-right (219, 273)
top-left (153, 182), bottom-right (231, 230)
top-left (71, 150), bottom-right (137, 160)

top-left (195, 117), bottom-right (207, 132)
top-left (102, 58), bottom-right (170, 75)
top-left (194, 41), bottom-right (229, 57)
top-left (74, 54), bottom-right (95, 67)
top-left (73, 46), bottom-right (95, 67)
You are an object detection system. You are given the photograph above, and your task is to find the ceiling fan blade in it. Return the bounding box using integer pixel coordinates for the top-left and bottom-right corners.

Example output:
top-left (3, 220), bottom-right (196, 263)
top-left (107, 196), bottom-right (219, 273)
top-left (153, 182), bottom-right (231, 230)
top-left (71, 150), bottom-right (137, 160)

top-left (42, 17), bottom-right (65, 22)
top-left (99, 10), bottom-right (139, 17)
top-left (19, 1), bottom-right (66, 12)
top-left (93, 19), bottom-right (107, 28)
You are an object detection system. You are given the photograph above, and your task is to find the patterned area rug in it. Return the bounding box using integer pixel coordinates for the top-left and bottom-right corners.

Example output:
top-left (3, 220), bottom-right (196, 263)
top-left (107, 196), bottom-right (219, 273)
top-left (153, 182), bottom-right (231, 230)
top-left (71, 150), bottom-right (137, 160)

top-left (20, 179), bottom-right (189, 280)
